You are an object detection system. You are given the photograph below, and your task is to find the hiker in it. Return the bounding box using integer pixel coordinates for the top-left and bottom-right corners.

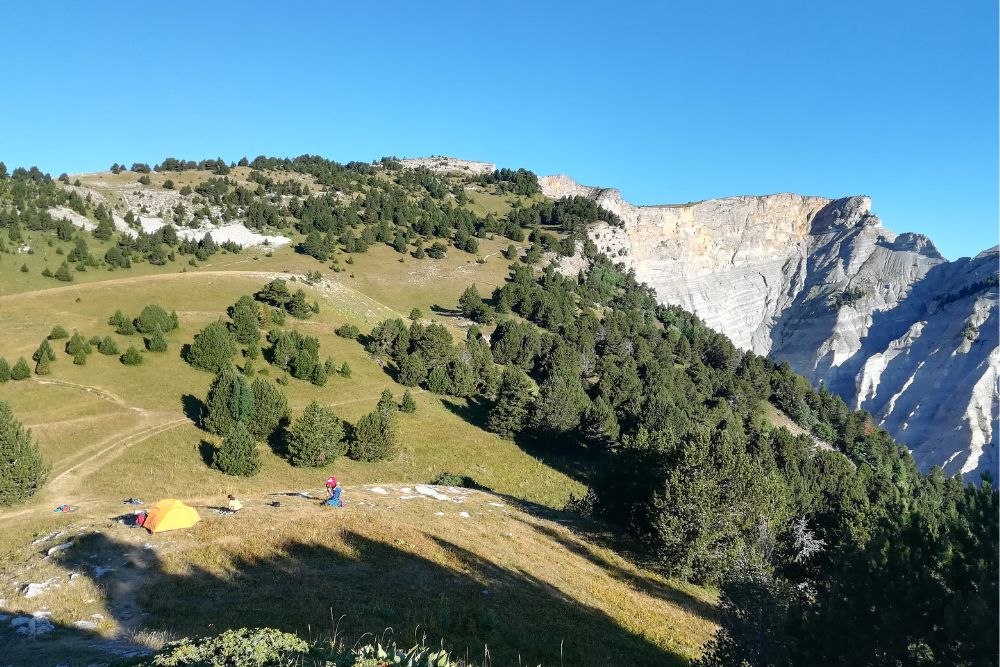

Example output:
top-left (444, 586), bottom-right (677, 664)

top-left (323, 477), bottom-right (344, 508)
top-left (227, 494), bottom-right (243, 512)
top-left (135, 510), bottom-right (148, 527)
top-left (325, 476), bottom-right (337, 498)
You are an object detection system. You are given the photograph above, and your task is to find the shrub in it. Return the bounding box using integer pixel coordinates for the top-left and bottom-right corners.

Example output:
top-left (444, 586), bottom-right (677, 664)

top-left (212, 423), bottom-right (261, 477)
top-left (148, 627), bottom-right (308, 667)
top-left (187, 321), bottom-right (236, 372)
top-left (120, 346), bottom-right (143, 366)
top-left (285, 401), bottom-right (346, 467)
top-left (340, 361), bottom-right (351, 378)
top-left (400, 389), bottom-right (416, 413)
top-left (10, 358), bottom-right (31, 380)
top-left (48, 325), bottom-right (69, 340)
top-left (0, 358), bottom-right (9, 383)
top-left (136, 304), bottom-right (178, 334)
top-left (65, 332), bottom-right (92, 357)
top-left (334, 324), bottom-right (360, 339)
top-left (54, 261), bottom-right (73, 282)
top-left (146, 325), bottom-right (168, 352)
top-left (33, 355), bottom-right (51, 375)
top-left (33, 339), bottom-right (56, 363)
top-left (98, 336), bottom-right (120, 355)
top-left (0, 401), bottom-right (50, 506)
top-left (431, 472), bottom-right (476, 488)
top-left (109, 310), bottom-right (137, 336)
top-left (408, 308), bottom-right (423, 321)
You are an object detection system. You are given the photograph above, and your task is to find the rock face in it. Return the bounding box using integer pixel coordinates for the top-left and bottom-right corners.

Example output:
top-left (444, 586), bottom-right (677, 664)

top-left (398, 156), bottom-right (496, 175)
top-left (540, 174), bottom-right (999, 479)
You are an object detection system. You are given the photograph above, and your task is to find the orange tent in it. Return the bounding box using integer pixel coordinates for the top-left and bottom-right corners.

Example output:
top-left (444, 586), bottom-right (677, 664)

top-left (144, 499), bottom-right (201, 534)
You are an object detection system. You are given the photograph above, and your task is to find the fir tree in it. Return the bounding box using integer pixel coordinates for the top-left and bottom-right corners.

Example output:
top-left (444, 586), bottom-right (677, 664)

top-left (212, 422), bottom-right (261, 477)
top-left (54, 261), bottom-right (73, 282)
top-left (10, 358), bottom-right (31, 381)
top-left (202, 367), bottom-right (254, 436)
top-left (350, 399), bottom-right (401, 462)
top-left (34, 355), bottom-right (51, 375)
top-left (400, 389), bottom-right (416, 413)
top-left (286, 401), bottom-right (346, 467)
top-left (340, 361), bottom-right (351, 378)
top-left (0, 401), bottom-right (49, 506)
top-left (230, 295), bottom-right (261, 346)
top-left (398, 352), bottom-right (428, 387)
top-left (486, 367), bottom-right (535, 439)
top-left (33, 339), bottom-right (56, 363)
top-left (146, 325), bottom-right (167, 352)
top-left (249, 378), bottom-right (288, 441)
top-left (48, 325), bottom-right (69, 340)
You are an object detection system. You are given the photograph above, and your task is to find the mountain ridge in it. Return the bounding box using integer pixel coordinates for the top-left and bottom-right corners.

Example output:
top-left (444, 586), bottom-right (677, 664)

top-left (538, 173), bottom-right (998, 478)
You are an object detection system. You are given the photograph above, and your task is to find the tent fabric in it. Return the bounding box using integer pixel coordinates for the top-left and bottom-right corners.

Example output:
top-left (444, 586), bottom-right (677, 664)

top-left (144, 499), bottom-right (200, 533)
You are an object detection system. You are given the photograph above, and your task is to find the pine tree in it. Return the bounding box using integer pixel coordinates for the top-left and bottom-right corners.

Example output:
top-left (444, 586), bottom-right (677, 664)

top-left (350, 400), bottom-right (401, 462)
top-left (400, 390), bottom-right (416, 413)
top-left (34, 355), bottom-right (51, 375)
top-left (110, 310), bottom-right (137, 336)
top-left (398, 352), bottom-right (428, 387)
top-left (249, 378), bottom-right (288, 441)
top-left (48, 325), bottom-right (69, 340)
top-left (0, 401), bottom-right (49, 506)
top-left (0, 358), bottom-right (10, 383)
top-left (54, 261), bottom-right (73, 282)
top-left (65, 333), bottom-right (92, 357)
top-left (186, 321), bottom-right (235, 372)
top-left (212, 422), bottom-right (261, 477)
top-left (287, 289), bottom-right (312, 319)
top-left (487, 367), bottom-right (535, 439)
top-left (33, 339), bottom-right (56, 363)
top-left (120, 346), bottom-right (143, 366)
top-left (202, 367), bottom-right (251, 436)
top-left (311, 362), bottom-right (328, 386)
top-left (229, 295), bottom-right (261, 346)
top-left (73, 350), bottom-right (87, 365)
top-left (146, 324), bottom-right (167, 352)
top-left (136, 304), bottom-right (176, 334)
top-left (286, 401), bottom-right (346, 467)
top-left (340, 361), bottom-right (351, 378)
top-left (531, 363), bottom-right (589, 437)
top-left (10, 358), bottom-right (31, 381)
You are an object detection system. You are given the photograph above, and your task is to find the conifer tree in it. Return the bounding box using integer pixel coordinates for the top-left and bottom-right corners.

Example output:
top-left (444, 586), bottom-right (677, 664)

top-left (400, 389), bottom-right (416, 413)
top-left (186, 321), bottom-right (235, 372)
top-left (54, 261), bottom-right (73, 282)
top-left (249, 378), bottom-right (288, 441)
top-left (110, 310), bottom-right (137, 335)
top-left (146, 324), bottom-right (167, 352)
top-left (0, 401), bottom-right (49, 506)
top-left (0, 358), bottom-right (9, 383)
top-left (398, 352), bottom-right (428, 387)
top-left (33, 339), bottom-right (56, 363)
top-left (340, 361), bottom-right (351, 378)
top-left (286, 401), bottom-right (346, 467)
top-left (65, 333), bottom-right (92, 357)
top-left (487, 366), bottom-right (535, 439)
top-left (202, 367), bottom-right (248, 436)
top-left (10, 358), bottom-right (30, 381)
top-left (34, 355), bottom-right (51, 375)
top-left (350, 396), bottom-right (401, 462)
top-left (230, 295), bottom-right (261, 346)
top-left (48, 325), bottom-right (69, 340)
top-left (212, 422), bottom-right (261, 477)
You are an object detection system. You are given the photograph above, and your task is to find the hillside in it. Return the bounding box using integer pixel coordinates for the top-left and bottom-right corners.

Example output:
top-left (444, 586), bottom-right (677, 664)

top-left (0, 156), bottom-right (994, 666)
top-left (540, 174), bottom-right (999, 479)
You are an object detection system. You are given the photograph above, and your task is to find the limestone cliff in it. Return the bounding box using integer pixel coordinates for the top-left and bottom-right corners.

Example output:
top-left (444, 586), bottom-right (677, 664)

top-left (540, 175), bottom-right (999, 479)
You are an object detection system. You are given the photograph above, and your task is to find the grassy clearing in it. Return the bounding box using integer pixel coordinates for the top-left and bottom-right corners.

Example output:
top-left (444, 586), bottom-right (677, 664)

top-left (0, 487), bottom-right (716, 667)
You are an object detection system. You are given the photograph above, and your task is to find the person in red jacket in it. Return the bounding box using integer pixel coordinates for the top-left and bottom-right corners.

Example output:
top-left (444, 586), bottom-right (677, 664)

top-left (325, 476), bottom-right (337, 498)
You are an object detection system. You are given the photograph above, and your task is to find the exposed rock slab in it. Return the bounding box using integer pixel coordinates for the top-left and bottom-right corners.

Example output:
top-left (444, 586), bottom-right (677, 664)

top-left (540, 175), bottom-right (999, 478)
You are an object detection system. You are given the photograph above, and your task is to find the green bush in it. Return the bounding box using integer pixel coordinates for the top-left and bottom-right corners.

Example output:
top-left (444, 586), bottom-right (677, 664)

top-left (48, 325), bottom-right (69, 340)
top-left (335, 323), bottom-right (361, 339)
top-left (120, 346), bottom-right (143, 366)
top-left (98, 336), bottom-right (119, 355)
top-left (147, 627), bottom-right (307, 666)
top-left (10, 358), bottom-right (30, 381)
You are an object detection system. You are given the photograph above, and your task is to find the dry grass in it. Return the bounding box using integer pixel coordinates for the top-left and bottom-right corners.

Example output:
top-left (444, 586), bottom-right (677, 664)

top-left (0, 486), bottom-right (716, 666)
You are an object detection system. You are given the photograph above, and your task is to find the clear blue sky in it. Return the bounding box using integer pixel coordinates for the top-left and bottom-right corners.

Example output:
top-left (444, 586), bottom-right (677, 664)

top-left (1, 1), bottom-right (996, 258)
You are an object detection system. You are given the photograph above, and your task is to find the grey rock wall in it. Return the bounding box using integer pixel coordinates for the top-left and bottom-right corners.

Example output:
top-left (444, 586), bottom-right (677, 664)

top-left (540, 175), bottom-right (999, 478)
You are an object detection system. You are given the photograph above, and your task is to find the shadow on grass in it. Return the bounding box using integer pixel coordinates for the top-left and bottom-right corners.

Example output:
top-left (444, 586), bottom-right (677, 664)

top-left (198, 439), bottom-right (216, 468)
top-left (180, 393), bottom-right (203, 426)
top-left (3, 527), bottom-right (697, 667)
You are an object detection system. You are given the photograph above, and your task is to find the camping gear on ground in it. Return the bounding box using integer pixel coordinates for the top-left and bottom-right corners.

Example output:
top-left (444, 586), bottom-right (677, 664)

top-left (122, 498), bottom-right (143, 505)
top-left (323, 485), bottom-right (344, 508)
top-left (143, 499), bottom-right (200, 533)
top-left (53, 505), bottom-right (78, 513)
top-left (135, 511), bottom-right (147, 527)
top-left (269, 501), bottom-right (281, 508)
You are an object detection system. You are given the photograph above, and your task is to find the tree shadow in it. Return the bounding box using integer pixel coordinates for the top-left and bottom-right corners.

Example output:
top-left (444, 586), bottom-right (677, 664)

top-left (198, 439), bottom-right (216, 468)
top-left (180, 393), bottom-right (203, 426)
top-left (0, 525), bottom-right (698, 667)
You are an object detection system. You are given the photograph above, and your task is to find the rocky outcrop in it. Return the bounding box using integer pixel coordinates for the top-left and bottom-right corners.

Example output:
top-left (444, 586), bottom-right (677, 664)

top-left (541, 175), bottom-right (999, 479)
top-left (398, 156), bottom-right (496, 175)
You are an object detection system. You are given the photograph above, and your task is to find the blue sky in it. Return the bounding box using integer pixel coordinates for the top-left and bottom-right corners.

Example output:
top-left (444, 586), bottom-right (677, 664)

top-left (0, 1), bottom-right (995, 258)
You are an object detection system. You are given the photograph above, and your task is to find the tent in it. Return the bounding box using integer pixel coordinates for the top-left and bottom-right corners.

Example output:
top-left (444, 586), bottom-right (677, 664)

top-left (143, 499), bottom-right (201, 534)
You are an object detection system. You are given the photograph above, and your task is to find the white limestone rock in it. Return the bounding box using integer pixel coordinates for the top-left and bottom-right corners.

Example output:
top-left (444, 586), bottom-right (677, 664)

top-left (540, 175), bottom-right (998, 478)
